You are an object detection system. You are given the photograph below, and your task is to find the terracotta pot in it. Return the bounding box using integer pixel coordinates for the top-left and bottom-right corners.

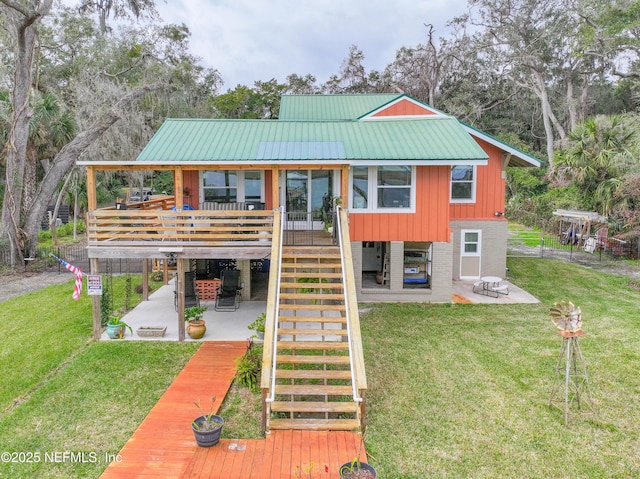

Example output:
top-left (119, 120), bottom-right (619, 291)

top-left (187, 320), bottom-right (206, 339)
top-left (375, 272), bottom-right (383, 284)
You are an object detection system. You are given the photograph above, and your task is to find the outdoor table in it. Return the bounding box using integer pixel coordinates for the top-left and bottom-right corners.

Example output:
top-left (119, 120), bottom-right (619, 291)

top-left (474, 276), bottom-right (509, 297)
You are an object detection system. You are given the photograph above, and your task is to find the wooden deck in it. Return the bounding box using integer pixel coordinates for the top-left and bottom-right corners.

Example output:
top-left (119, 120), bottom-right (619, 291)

top-left (100, 341), bottom-right (367, 479)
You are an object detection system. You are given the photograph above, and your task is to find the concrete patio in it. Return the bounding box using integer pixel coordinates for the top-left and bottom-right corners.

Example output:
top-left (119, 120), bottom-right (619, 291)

top-left (104, 275), bottom-right (540, 343)
top-left (101, 279), bottom-right (265, 342)
top-left (451, 279), bottom-right (540, 304)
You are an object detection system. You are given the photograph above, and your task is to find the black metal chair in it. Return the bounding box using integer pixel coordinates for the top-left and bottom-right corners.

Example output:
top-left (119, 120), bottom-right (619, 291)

top-left (174, 271), bottom-right (200, 311)
top-left (214, 269), bottom-right (242, 311)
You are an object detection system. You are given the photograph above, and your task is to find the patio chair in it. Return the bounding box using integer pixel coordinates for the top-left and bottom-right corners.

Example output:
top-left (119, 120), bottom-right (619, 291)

top-left (214, 269), bottom-right (242, 311)
top-left (174, 271), bottom-right (200, 311)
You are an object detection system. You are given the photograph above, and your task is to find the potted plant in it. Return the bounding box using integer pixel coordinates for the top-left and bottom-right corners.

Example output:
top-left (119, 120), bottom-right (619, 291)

top-left (192, 396), bottom-right (224, 447)
top-left (247, 312), bottom-right (266, 339)
top-left (320, 195), bottom-right (341, 233)
top-left (105, 312), bottom-right (132, 339)
top-left (185, 305), bottom-right (208, 339)
top-left (339, 459), bottom-right (377, 479)
top-left (339, 432), bottom-right (376, 478)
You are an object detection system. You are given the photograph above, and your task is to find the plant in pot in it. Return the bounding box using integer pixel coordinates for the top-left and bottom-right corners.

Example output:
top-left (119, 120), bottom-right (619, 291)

top-left (185, 305), bottom-right (208, 339)
top-left (192, 396), bottom-right (224, 447)
top-left (247, 312), bottom-right (266, 339)
top-left (339, 433), bottom-right (376, 478)
top-left (105, 312), bottom-right (132, 339)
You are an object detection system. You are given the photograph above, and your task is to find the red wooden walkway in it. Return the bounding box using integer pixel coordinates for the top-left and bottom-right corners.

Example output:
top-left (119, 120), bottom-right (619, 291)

top-left (100, 341), bottom-right (366, 479)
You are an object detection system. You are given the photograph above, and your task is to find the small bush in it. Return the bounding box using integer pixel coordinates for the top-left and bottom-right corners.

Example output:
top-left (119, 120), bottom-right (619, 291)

top-left (235, 344), bottom-right (263, 390)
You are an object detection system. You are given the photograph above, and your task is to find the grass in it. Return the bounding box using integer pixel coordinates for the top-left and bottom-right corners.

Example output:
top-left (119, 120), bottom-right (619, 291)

top-left (361, 258), bottom-right (640, 478)
top-left (0, 274), bottom-right (199, 479)
top-left (1, 258), bottom-right (640, 478)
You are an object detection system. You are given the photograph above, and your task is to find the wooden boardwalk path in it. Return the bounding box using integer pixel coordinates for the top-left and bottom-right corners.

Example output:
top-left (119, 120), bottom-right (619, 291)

top-left (100, 341), bottom-right (366, 479)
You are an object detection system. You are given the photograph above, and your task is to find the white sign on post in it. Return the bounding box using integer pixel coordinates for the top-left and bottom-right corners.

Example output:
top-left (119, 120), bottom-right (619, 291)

top-left (87, 275), bottom-right (103, 296)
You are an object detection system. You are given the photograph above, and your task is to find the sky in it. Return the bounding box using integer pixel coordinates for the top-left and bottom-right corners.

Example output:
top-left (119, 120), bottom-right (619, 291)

top-left (155, 0), bottom-right (468, 91)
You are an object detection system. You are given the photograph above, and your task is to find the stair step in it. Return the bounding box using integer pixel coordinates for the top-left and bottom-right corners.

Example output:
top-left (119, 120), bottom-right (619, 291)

top-left (274, 384), bottom-right (353, 395)
top-left (275, 369), bottom-right (352, 380)
top-left (283, 246), bottom-right (338, 252)
top-left (277, 341), bottom-right (348, 350)
top-left (277, 355), bottom-right (351, 365)
top-left (280, 281), bottom-right (344, 290)
top-left (279, 304), bottom-right (345, 311)
top-left (281, 261), bottom-right (342, 269)
top-left (282, 253), bottom-right (340, 259)
top-left (269, 418), bottom-right (360, 431)
top-left (278, 315), bottom-right (346, 323)
top-left (280, 292), bottom-right (344, 301)
top-left (281, 272), bottom-right (343, 279)
top-left (278, 328), bottom-right (348, 336)
top-left (270, 401), bottom-right (358, 413)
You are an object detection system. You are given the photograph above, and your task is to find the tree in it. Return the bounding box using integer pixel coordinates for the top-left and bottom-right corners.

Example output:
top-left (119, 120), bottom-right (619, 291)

top-left (553, 114), bottom-right (637, 215)
top-left (385, 24), bottom-right (447, 106)
top-left (1, 0), bottom-right (55, 266)
top-left (322, 45), bottom-right (388, 94)
top-left (1, 3), bottom-right (197, 266)
top-left (78, 0), bottom-right (157, 34)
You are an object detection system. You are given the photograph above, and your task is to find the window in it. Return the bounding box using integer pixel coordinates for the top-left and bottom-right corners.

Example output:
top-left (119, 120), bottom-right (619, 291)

top-left (202, 170), bottom-right (263, 203)
top-left (352, 166), bottom-right (368, 209)
top-left (244, 171), bottom-right (262, 202)
top-left (451, 165), bottom-right (475, 202)
top-left (350, 166), bottom-right (414, 211)
top-left (462, 231), bottom-right (480, 255)
top-left (203, 171), bottom-right (237, 202)
top-left (377, 166), bottom-right (411, 208)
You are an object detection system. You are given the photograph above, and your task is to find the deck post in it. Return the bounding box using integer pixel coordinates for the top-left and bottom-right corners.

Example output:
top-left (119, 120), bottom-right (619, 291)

top-left (177, 257), bottom-right (185, 342)
top-left (142, 258), bottom-right (149, 301)
top-left (90, 258), bottom-right (101, 340)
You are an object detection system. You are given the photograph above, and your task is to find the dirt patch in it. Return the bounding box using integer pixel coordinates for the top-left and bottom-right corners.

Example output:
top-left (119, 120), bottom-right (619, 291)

top-left (0, 271), bottom-right (75, 303)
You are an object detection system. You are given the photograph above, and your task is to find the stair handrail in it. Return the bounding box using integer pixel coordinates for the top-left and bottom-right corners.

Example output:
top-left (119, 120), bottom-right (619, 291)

top-left (264, 206), bottom-right (285, 404)
top-left (335, 205), bottom-right (365, 403)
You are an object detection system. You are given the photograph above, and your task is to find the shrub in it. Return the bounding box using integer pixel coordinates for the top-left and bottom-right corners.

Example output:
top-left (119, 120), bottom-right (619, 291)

top-left (235, 344), bottom-right (263, 390)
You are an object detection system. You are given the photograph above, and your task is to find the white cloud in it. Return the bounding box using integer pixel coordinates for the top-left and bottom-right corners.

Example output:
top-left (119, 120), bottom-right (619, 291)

top-left (157, 0), bottom-right (465, 90)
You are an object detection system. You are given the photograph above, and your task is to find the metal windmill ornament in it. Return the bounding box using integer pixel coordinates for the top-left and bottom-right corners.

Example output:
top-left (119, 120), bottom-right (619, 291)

top-left (548, 301), bottom-right (593, 424)
top-left (549, 300), bottom-right (582, 333)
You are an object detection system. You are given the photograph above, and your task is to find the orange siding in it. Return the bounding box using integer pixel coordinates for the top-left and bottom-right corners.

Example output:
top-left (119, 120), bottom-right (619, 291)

top-left (450, 138), bottom-right (506, 220)
top-left (371, 98), bottom-right (437, 117)
top-left (264, 170), bottom-right (274, 209)
top-left (349, 166), bottom-right (451, 242)
top-left (183, 171), bottom-right (200, 207)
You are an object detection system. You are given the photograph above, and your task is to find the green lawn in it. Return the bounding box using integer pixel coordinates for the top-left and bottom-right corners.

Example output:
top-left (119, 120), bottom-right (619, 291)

top-left (1, 260), bottom-right (639, 478)
top-left (362, 258), bottom-right (640, 478)
top-left (0, 275), bottom-right (199, 479)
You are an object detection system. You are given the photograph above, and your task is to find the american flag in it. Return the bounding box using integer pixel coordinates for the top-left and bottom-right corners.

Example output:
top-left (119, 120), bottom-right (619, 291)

top-left (50, 254), bottom-right (83, 300)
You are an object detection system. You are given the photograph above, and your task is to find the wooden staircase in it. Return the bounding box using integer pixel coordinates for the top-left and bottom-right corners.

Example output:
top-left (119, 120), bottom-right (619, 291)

top-left (266, 245), bottom-right (363, 431)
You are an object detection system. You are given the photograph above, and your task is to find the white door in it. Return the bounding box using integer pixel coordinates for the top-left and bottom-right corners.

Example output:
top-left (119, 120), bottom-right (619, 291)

top-left (460, 230), bottom-right (481, 279)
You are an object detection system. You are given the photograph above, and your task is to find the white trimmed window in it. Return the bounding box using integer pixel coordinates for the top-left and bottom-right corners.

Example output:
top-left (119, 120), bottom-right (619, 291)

top-left (202, 170), bottom-right (264, 203)
top-left (450, 165), bottom-right (476, 203)
top-left (351, 166), bottom-right (415, 211)
top-left (461, 230), bottom-right (481, 255)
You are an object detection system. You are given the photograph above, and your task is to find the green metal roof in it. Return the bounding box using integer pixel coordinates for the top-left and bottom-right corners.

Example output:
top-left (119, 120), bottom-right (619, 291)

top-left (135, 117), bottom-right (488, 164)
top-left (279, 94), bottom-right (403, 121)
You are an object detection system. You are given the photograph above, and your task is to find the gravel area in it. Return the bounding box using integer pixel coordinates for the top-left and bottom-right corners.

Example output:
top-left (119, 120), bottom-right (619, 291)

top-left (0, 271), bottom-right (75, 303)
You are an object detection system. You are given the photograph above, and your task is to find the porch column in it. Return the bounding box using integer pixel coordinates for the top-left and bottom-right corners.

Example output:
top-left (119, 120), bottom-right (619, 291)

top-left (86, 166), bottom-right (97, 211)
top-left (341, 164), bottom-right (350, 208)
top-left (271, 165), bottom-right (280, 208)
top-left (142, 259), bottom-right (149, 301)
top-left (175, 167), bottom-right (184, 210)
top-left (238, 260), bottom-right (251, 300)
top-left (90, 258), bottom-right (101, 340)
top-left (177, 257), bottom-right (186, 342)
